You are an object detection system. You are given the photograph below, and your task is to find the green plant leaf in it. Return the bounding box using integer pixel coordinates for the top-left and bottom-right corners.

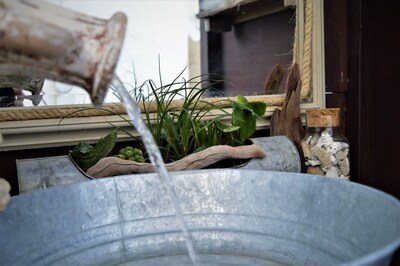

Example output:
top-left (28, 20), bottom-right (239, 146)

top-left (94, 129), bottom-right (118, 159)
top-left (232, 108), bottom-right (256, 142)
top-left (237, 95), bottom-right (249, 105)
top-left (249, 102), bottom-right (267, 117)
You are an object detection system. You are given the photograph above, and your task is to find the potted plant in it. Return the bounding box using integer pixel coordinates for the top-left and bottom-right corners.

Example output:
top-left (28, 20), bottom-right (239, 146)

top-left (70, 71), bottom-right (268, 178)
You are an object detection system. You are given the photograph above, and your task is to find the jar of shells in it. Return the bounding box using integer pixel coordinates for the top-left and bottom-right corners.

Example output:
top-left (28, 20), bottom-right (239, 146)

top-left (302, 108), bottom-right (350, 180)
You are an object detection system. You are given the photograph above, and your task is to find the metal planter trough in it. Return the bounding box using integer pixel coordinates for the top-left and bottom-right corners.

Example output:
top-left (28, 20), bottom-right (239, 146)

top-left (1, 169), bottom-right (399, 265)
top-left (16, 136), bottom-right (301, 194)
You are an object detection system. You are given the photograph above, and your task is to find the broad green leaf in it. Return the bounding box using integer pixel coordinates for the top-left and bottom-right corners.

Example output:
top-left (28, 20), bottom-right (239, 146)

top-left (237, 95), bottom-right (249, 105)
top-left (249, 102), bottom-right (267, 117)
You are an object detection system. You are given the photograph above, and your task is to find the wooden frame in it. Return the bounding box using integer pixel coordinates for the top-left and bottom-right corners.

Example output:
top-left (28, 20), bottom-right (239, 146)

top-left (0, 0), bottom-right (325, 151)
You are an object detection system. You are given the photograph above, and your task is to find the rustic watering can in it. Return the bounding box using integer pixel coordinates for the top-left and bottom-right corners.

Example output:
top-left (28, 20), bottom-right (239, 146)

top-left (0, 0), bottom-right (127, 105)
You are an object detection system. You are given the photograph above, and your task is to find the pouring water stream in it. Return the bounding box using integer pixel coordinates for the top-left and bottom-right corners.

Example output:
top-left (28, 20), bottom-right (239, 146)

top-left (111, 76), bottom-right (198, 265)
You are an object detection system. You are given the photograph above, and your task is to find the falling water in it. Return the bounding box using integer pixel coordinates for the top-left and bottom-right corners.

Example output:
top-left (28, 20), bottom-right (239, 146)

top-left (111, 76), bottom-right (198, 265)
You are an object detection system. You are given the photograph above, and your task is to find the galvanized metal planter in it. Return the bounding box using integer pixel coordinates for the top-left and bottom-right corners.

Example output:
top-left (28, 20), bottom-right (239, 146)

top-left (2, 169), bottom-right (399, 265)
top-left (244, 136), bottom-right (301, 172)
top-left (17, 136), bottom-right (301, 193)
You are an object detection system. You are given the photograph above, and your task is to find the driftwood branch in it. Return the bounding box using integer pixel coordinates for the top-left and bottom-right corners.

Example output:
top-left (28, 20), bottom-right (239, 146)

top-left (269, 63), bottom-right (305, 152)
top-left (264, 64), bottom-right (285, 95)
top-left (87, 144), bottom-right (265, 178)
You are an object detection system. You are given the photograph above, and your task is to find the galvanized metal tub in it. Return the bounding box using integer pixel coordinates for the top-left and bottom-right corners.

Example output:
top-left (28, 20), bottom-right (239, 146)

top-left (0, 169), bottom-right (399, 265)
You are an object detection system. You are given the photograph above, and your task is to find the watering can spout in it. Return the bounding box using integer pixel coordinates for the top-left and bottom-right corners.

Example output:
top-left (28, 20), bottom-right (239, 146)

top-left (0, 0), bottom-right (127, 105)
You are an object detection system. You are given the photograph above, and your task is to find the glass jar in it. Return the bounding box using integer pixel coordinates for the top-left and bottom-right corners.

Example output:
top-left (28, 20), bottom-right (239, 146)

top-left (302, 108), bottom-right (350, 180)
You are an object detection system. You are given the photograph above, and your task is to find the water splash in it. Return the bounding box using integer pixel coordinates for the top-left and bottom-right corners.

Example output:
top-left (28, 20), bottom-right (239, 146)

top-left (111, 76), bottom-right (197, 265)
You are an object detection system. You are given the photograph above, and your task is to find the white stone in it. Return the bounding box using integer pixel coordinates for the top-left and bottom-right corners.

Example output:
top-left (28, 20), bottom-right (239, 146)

top-left (316, 130), bottom-right (333, 149)
top-left (340, 142), bottom-right (349, 149)
top-left (326, 166), bottom-right (339, 178)
top-left (305, 159), bottom-right (322, 166)
top-left (310, 133), bottom-right (320, 146)
top-left (329, 142), bottom-right (342, 155)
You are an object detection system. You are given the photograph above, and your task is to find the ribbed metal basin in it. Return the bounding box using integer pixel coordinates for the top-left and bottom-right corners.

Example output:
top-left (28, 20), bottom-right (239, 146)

top-left (1, 170), bottom-right (399, 265)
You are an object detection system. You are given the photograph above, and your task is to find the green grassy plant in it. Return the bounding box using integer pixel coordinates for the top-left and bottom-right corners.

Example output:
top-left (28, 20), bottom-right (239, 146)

top-left (66, 66), bottom-right (267, 164)
top-left (137, 70), bottom-right (231, 162)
